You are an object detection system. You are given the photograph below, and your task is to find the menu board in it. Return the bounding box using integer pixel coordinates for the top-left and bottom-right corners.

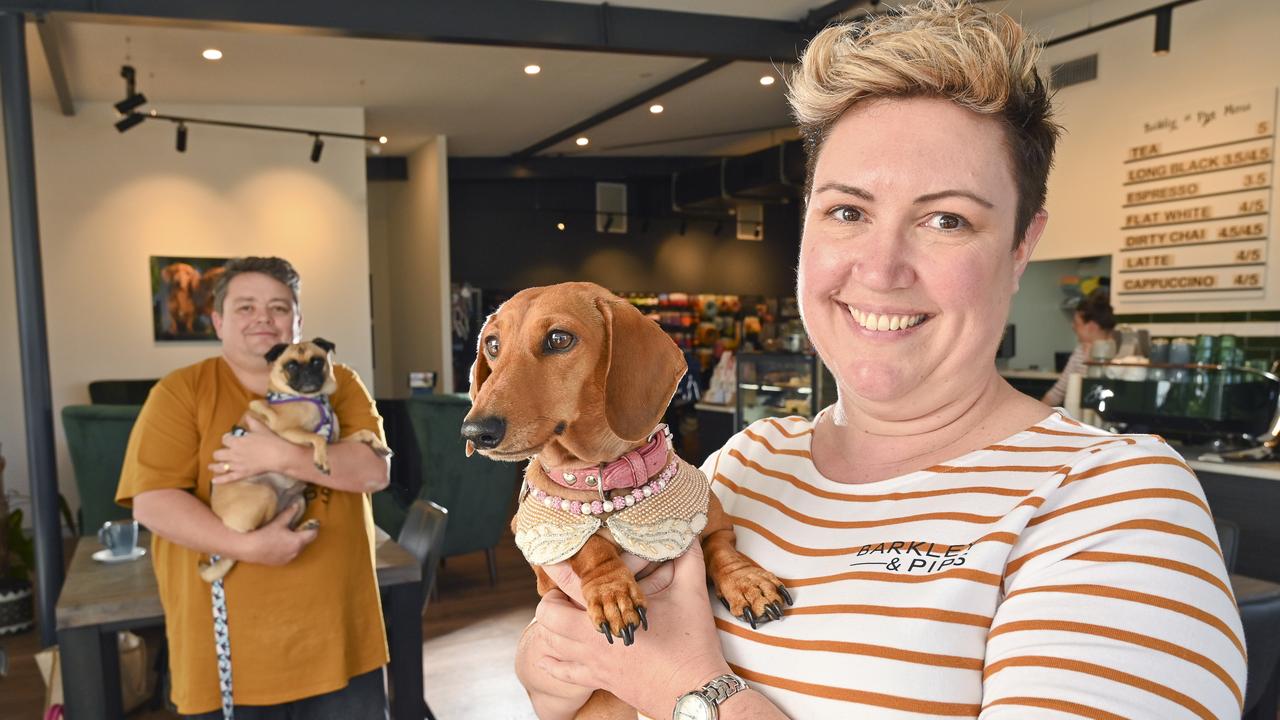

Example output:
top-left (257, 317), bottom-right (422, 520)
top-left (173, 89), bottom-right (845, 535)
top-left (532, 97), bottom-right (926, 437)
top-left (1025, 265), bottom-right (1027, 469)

top-left (1115, 88), bottom-right (1277, 307)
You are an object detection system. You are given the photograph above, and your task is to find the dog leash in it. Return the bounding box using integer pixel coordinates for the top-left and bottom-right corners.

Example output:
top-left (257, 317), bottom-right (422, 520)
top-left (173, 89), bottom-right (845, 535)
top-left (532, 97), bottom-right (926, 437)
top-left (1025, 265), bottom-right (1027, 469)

top-left (210, 566), bottom-right (234, 719)
top-left (208, 425), bottom-right (246, 720)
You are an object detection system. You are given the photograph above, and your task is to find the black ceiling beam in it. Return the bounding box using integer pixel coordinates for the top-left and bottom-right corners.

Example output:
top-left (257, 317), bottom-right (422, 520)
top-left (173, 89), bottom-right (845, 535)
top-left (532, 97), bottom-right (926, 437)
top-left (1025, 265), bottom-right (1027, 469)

top-left (513, 58), bottom-right (730, 160)
top-left (450, 155), bottom-right (709, 181)
top-left (803, 0), bottom-right (879, 32)
top-left (1044, 0), bottom-right (1202, 47)
top-left (33, 13), bottom-right (72, 115)
top-left (4, 0), bottom-right (806, 62)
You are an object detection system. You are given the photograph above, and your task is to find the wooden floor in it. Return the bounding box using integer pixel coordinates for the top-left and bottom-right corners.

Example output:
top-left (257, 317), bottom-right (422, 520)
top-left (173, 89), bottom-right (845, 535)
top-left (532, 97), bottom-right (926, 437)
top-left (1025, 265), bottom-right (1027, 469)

top-left (0, 532), bottom-right (541, 720)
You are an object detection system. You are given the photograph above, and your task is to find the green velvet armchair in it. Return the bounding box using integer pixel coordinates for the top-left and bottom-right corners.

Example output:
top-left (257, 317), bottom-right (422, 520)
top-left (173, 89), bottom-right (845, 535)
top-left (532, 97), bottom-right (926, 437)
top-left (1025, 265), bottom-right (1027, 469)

top-left (61, 404), bottom-right (141, 534)
top-left (404, 394), bottom-right (520, 585)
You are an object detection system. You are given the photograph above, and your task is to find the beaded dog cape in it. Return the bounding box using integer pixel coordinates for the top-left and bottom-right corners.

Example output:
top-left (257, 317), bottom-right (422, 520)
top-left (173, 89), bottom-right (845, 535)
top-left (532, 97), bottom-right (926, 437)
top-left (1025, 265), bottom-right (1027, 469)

top-left (513, 455), bottom-right (710, 565)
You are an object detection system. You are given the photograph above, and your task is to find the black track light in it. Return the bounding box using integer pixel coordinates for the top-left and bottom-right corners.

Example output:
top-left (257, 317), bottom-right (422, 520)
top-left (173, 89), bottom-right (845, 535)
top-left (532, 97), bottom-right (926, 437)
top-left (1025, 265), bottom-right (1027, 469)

top-left (1153, 6), bottom-right (1172, 55)
top-left (114, 65), bottom-right (147, 114)
top-left (310, 135), bottom-right (324, 163)
top-left (114, 92), bottom-right (148, 115)
top-left (603, 213), bottom-right (614, 232)
top-left (176, 123), bottom-right (188, 152)
top-left (115, 112), bottom-right (145, 133)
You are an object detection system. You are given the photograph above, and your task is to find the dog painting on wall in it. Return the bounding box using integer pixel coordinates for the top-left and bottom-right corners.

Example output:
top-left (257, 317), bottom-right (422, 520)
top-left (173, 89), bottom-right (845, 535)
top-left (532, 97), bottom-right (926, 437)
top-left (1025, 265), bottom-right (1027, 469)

top-left (150, 256), bottom-right (229, 341)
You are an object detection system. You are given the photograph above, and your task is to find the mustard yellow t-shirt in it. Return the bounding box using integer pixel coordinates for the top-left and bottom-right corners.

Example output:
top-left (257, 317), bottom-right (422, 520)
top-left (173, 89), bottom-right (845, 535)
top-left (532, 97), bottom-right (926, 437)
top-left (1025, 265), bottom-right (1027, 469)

top-left (115, 357), bottom-right (389, 714)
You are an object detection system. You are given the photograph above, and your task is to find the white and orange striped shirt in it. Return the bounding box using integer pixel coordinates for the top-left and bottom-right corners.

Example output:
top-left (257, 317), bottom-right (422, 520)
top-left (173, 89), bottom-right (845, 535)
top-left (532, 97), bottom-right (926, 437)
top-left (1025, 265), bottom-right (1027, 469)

top-left (704, 410), bottom-right (1245, 719)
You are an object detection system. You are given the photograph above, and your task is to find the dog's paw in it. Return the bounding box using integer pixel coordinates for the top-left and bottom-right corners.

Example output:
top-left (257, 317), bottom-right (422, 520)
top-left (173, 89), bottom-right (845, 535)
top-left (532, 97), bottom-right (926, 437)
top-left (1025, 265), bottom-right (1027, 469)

top-left (581, 573), bottom-right (648, 647)
top-left (298, 519), bottom-right (320, 531)
top-left (715, 563), bottom-right (793, 629)
top-left (314, 461), bottom-right (331, 475)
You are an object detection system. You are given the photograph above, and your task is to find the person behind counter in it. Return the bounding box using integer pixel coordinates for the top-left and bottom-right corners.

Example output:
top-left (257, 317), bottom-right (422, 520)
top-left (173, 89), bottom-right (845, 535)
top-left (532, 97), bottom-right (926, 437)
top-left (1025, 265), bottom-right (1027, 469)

top-left (1041, 290), bottom-right (1115, 406)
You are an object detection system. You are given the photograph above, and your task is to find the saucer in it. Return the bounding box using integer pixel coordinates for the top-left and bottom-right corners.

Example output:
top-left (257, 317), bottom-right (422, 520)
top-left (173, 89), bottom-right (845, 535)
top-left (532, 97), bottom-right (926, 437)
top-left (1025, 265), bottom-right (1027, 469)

top-left (92, 547), bottom-right (147, 564)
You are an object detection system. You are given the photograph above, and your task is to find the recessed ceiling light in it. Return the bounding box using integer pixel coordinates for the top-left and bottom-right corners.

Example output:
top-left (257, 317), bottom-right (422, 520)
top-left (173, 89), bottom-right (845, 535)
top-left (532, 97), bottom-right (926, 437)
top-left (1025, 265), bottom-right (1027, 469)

top-left (525, 64), bottom-right (541, 75)
top-left (378, 136), bottom-right (388, 144)
top-left (649, 104), bottom-right (664, 114)
top-left (556, 222), bottom-right (566, 231)
top-left (202, 48), bottom-right (223, 61)
top-left (575, 137), bottom-right (589, 146)
top-left (759, 75), bottom-right (775, 86)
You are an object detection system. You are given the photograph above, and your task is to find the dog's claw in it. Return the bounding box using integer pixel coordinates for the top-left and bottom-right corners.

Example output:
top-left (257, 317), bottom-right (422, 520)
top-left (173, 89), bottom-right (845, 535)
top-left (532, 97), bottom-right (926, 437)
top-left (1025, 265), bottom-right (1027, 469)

top-left (719, 596), bottom-right (731, 612)
top-left (637, 606), bottom-right (648, 632)
top-left (742, 607), bottom-right (758, 630)
top-left (315, 463), bottom-right (331, 475)
top-left (766, 602), bottom-right (783, 620)
top-left (778, 585), bottom-right (794, 606)
top-left (599, 622), bottom-right (613, 645)
top-left (621, 624), bottom-right (635, 646)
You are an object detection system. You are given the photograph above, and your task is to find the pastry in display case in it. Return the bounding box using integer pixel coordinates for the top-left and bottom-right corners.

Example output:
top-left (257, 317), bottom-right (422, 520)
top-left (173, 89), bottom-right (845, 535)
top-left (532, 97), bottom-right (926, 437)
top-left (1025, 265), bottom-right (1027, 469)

top-left (735, 352), bottom-right (821, 430)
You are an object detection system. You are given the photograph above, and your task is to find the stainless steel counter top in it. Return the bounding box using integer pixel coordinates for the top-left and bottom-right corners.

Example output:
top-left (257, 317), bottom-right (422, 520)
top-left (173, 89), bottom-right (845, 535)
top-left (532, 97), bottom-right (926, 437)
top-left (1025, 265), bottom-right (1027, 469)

top-left (1188, 457), bottom-right (1280, 482)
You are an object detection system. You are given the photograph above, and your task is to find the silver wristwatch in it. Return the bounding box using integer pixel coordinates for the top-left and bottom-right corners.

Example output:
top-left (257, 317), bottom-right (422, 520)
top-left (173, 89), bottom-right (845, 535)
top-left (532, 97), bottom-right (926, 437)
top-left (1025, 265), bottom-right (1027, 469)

top-left (672, 673), bottom-right (748, 720)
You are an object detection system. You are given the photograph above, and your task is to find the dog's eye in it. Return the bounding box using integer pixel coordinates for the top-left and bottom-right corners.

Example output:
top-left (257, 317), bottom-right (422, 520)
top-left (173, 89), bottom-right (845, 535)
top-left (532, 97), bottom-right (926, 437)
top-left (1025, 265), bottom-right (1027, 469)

top-left (483, 335), bottom-right (500, 359)
top-left (285, 360), bottom-right (299, 371)
top-left (310, 357), bottom-right (323, 367)
top-left (546, 331), bottom-right (575, 352)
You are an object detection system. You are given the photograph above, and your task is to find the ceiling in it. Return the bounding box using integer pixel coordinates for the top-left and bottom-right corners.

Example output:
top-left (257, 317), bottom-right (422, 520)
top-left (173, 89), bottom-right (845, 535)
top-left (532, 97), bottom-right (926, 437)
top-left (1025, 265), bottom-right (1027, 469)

top-left (26, 0), bottom-right (1101, 158)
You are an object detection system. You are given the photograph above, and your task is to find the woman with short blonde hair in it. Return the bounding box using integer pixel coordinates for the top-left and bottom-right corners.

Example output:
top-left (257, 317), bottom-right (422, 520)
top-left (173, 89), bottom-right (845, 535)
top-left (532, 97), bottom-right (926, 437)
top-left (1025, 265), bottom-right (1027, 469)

top-left (516, 3), bottom-right (1245, 718)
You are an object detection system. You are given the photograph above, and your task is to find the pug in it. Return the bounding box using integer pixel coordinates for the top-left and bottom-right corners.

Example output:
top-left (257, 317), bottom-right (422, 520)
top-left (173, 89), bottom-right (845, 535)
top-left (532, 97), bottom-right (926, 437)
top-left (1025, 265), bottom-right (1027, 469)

top-left (199, 337), bottom-right (388, 582)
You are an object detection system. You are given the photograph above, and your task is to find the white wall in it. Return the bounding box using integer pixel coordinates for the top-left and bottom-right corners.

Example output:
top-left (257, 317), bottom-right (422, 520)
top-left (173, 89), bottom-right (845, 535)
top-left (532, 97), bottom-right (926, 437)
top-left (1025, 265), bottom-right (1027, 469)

top-left (1006, 256), bottom-right (1111, 371)
top-left (375, 137), bottom-right (451, 399)
top-left (367, 179), bottom-right (399, 397)
top-left (1034, 0), bottom-right (1280, 267)
top-left (0, 100), bottom-right (373, 518)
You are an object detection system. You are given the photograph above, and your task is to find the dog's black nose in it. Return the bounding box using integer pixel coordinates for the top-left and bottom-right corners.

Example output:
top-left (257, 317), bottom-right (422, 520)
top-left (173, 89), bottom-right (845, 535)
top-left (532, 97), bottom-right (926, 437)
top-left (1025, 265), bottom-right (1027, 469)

top-left (461, 416), bottom-right (506, 450)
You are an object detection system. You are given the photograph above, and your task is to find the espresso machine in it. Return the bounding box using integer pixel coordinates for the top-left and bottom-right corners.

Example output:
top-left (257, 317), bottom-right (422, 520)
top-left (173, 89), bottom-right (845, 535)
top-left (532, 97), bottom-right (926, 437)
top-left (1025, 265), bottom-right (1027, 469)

top-left (1081, 360), bottom-right (1280, 460)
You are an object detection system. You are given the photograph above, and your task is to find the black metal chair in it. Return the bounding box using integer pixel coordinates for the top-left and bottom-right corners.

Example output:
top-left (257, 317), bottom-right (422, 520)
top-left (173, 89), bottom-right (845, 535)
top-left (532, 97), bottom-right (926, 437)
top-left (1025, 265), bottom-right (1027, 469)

top-left (396, 499), bottom-right (449, 614)
top-left (393, 499), bottom-right (446, 720)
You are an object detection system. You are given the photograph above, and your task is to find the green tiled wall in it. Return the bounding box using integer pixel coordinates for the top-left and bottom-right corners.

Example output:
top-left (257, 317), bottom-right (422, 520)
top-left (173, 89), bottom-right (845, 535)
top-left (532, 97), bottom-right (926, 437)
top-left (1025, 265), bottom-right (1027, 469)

top-left (1114, 311), bottom-right (1280, 364)
top-left (1112, 311), bottom-right (1280, 324)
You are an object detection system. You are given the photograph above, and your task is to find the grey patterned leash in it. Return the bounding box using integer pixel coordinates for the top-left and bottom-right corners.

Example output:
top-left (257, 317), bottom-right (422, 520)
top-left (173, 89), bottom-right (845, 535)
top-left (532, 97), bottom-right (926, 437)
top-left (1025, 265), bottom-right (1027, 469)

top-left (210, 566), bottom-right (234, 719)
top-left (210, 423), bottom-right (247, 719)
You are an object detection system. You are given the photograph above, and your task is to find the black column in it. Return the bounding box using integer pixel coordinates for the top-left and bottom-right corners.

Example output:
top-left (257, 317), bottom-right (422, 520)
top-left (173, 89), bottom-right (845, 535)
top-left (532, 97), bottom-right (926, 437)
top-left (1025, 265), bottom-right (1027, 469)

top-left (0, 11), bottom-right (64, 648)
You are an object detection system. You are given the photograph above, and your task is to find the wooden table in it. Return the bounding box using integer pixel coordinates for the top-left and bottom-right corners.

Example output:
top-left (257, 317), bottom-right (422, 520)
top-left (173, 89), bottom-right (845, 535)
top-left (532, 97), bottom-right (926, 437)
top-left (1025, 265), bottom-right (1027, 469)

top-left (55, 535), bottom-right (427, 720)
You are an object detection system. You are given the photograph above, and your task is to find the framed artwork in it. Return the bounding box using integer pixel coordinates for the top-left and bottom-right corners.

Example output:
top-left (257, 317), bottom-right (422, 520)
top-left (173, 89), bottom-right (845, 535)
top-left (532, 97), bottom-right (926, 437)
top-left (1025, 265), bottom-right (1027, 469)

top-left (150, 256), bottom-right (229, 341)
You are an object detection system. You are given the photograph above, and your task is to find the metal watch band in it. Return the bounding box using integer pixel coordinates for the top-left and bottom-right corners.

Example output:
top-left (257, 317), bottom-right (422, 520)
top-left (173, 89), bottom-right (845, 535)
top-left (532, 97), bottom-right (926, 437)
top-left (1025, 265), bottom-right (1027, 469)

top-left (698, 673), bottom-right (748, 705)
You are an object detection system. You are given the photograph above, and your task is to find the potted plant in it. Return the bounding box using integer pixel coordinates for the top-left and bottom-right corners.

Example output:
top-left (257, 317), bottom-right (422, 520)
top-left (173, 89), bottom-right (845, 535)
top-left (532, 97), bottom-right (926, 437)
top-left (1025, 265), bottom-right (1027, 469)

top-left (0, 446), bottom-right (35, 636)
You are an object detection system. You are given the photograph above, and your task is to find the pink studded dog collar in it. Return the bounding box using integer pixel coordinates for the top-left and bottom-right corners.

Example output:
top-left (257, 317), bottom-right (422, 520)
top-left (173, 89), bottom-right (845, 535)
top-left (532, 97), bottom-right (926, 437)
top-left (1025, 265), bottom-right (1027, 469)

top-left (542, 424), bottom-right (673, 493)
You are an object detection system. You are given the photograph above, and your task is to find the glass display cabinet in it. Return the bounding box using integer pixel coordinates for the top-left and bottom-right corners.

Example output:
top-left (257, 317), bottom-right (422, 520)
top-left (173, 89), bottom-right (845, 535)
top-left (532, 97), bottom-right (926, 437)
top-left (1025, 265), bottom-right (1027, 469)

top-left (735, 352), bottom-right (821, 430)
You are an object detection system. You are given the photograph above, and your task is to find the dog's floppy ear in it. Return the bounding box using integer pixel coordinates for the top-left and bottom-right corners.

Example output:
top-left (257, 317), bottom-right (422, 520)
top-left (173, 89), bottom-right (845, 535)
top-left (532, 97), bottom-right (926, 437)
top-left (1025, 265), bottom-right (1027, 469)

top-left (264, 343), bottom-right (290, 364)
top-left (595, 297), bottom-right (686, 442)
top-left (311, 337), bottom-right (335, 354)
top-left (468, 325), bottom-right (493, 402)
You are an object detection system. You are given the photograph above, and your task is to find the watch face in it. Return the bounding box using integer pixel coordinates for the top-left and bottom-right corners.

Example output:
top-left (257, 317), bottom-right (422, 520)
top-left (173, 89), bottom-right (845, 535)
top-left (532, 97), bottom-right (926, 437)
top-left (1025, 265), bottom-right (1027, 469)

top-left (673, 693), bottom-right (716, 720)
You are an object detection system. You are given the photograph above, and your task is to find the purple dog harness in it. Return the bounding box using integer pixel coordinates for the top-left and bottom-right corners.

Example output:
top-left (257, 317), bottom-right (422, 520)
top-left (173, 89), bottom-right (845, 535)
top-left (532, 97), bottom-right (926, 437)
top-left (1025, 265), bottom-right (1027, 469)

top-left (265, 391), bottom-right (337, 442)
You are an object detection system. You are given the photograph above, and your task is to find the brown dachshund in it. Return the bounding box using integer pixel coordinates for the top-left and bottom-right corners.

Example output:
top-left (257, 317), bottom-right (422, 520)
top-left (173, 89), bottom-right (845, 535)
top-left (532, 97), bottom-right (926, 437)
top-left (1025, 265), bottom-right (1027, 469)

top-left (462, 282), bottom-right (791, 718)
top-left (161, 262), bottom-right (201, 334)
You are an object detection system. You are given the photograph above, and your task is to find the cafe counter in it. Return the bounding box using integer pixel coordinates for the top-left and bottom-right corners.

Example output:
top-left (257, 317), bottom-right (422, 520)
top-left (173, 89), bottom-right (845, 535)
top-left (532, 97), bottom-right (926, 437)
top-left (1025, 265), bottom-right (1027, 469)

top-left (1186, 454), bottom-right (1280, 585)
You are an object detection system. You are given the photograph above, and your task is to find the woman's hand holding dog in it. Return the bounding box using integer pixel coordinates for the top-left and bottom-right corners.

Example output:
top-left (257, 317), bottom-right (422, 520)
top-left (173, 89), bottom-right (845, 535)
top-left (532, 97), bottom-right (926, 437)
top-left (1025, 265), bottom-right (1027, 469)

top-left (238, 500), bottom-right (318, 567)
top-left (209, 415), bottom-right (300, 484)
top-left (522, 543), bottom-right (733, 720)
top-left (210, 415), bottom-right (390, 494)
